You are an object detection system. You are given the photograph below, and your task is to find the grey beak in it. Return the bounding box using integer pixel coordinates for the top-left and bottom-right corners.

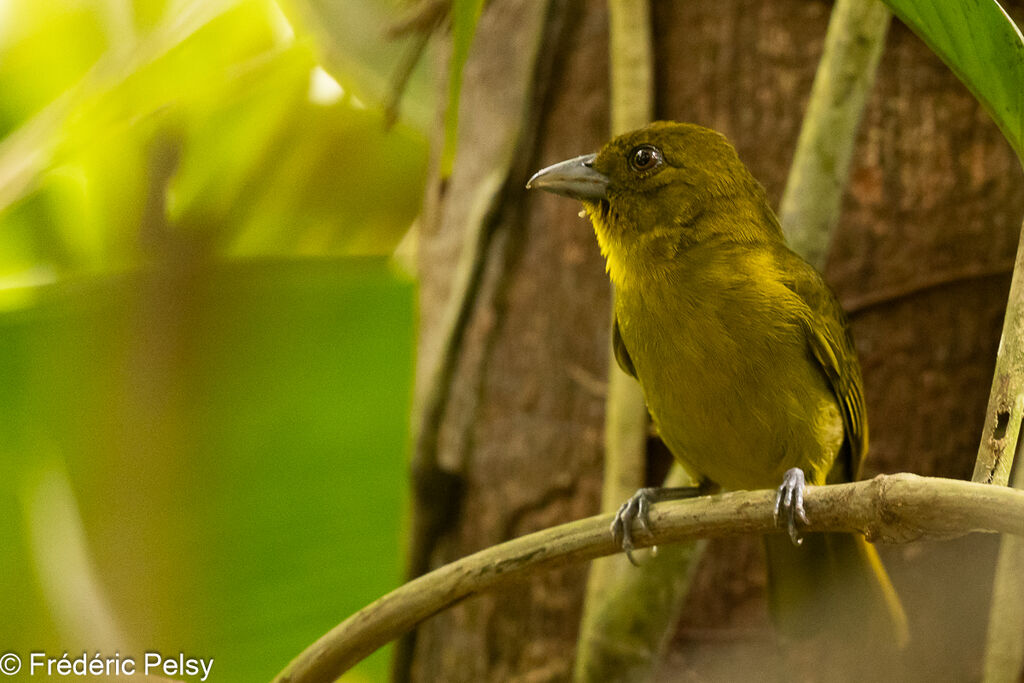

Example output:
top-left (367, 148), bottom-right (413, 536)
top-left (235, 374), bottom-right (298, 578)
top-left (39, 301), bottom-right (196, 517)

top-left (526, 153), bottom-right (608, 201)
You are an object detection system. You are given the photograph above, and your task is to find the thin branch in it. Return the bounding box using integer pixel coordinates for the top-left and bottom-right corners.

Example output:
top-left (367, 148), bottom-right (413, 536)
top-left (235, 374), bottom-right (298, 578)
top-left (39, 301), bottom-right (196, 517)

top-left (982, 313), bottom-right (1024, 682)
top-left (385, 0), bottom-right (449, 39)
top-left (601, 0), bottom-right (652, 510)
top-left (272, 474), bottom-right (1024, 683)
top-left (383, 13), bottom-right (444, 129)
top-left (608, 0), bottom-right (653, 137)
top-left (779, 0), bottom-right (890, 269)
top-left (843, 263), bottom-right (1012, 316)
top-left (973, 218), bottom-right (1024, 486)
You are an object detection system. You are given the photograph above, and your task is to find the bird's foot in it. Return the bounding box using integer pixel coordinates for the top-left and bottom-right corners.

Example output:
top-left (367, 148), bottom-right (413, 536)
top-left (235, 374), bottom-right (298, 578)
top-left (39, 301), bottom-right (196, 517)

top-left (610, 487), bottom-right (660, 566)
top-left (774, 467), bottom-right (810, 546)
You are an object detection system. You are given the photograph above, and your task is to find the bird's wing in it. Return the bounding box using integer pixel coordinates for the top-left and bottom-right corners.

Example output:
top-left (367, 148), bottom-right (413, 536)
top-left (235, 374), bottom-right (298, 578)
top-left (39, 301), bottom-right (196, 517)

top-left (612, 316), bottom-right (638, 378)
top-left (779, 249), bottom-right (868, 480)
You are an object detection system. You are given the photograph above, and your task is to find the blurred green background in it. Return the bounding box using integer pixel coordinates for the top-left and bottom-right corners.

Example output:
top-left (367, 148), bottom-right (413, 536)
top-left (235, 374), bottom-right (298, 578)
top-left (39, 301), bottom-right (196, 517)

top-left (0, 1), bottom-right (433, 680)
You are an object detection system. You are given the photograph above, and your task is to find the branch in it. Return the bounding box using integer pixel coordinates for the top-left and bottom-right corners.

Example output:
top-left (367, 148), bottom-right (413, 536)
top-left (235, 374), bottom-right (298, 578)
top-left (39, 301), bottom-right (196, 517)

top-left (272, 474), bottom-right (1024, 683)
top-left (981, 229), bottom-right (1024, 677)
top-left (973, 218), bottom-right (1024, 486)
top-left (608, 0), bottom-right (653, 137)
top-left (977, 218), bottom-right (1024, 680)
top-left (778, 0), bottom-right (890, 269)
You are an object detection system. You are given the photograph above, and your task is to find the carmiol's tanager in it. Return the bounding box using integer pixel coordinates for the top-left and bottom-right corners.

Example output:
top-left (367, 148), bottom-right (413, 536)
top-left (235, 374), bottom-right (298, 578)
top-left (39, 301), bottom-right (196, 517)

top-left (527, 121), bottom-right (908, 648)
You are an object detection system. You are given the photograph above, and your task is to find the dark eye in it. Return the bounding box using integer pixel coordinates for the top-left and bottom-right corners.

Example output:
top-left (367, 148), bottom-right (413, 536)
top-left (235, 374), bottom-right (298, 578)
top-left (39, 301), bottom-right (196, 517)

top-left (628, 145), bottom-right (662, 173)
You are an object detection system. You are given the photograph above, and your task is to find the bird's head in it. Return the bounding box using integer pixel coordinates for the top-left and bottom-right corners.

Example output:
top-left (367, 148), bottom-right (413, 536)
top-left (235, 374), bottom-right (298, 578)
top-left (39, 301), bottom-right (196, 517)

top-left (527, 121), bottom-right (782, 285)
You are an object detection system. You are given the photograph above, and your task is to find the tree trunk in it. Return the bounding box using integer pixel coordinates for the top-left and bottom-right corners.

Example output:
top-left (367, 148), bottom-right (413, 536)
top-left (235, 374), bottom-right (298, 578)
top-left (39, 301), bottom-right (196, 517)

top-left (410, 1), bottom-right (1024, 680)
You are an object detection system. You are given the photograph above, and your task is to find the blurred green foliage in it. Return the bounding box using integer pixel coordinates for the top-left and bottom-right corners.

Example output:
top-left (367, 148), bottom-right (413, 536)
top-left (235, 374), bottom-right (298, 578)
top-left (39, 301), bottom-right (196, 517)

top-left (281, 0), bottom-right (437, 131)
top-left (0, 0), bottom-right (431, 681)
top-left (441, 0), bottom-right (484, 176)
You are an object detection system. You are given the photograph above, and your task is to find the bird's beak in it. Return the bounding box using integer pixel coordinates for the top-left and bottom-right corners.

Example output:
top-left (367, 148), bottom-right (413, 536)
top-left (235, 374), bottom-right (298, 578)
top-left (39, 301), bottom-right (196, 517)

top-left (526, 153), bottom-right (608, 201)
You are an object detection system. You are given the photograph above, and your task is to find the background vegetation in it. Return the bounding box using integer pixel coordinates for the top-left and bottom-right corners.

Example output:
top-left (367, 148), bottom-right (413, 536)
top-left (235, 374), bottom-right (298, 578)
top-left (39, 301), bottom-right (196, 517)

top-left (0, 1), bottom-right (430, 680)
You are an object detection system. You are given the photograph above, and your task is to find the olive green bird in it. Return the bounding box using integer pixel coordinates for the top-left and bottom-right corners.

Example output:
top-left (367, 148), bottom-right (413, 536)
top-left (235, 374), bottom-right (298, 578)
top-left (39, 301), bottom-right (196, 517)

top-left (527, 121), bottom-right (907, 646)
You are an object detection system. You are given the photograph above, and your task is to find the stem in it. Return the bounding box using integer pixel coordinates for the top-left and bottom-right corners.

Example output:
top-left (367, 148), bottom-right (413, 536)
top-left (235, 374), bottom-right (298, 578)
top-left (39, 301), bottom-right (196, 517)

top-left (608, 0), bottom-right (653, 137)
top-left (973, 220), bottom-right (1024, 486)
top-left (779, 0), bottom-right (891, 269)
top-left (602, 0), bottom-right (653, 505)
top-left (981, 227), bottom-right (1024, 679)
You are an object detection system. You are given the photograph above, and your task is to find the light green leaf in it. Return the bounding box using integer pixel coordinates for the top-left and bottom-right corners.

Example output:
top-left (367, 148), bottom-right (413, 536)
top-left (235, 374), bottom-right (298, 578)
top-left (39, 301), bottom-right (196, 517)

top-left (882, 0), bottom-right (1024, 162)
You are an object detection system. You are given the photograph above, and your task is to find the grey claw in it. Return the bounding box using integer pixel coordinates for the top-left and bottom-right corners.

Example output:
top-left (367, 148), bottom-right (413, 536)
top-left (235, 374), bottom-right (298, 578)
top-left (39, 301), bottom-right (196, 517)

top-left (636, 494), bottom-right (652, 534)
top-left (622, 534), bottom-right (639, 567)
top-left (775, 468), bottom-right (809, 546)
top-left (788, 517), bottom-right (804, 546)
top-left (610, 488), bottom-right (655, 565)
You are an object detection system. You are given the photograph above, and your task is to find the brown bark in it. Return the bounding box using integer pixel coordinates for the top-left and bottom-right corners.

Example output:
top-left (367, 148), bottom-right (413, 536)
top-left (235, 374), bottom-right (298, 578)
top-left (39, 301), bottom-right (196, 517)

top-left (411, 2), bottom-right (611, 680)
top-left (411, 1), bottom-right (1024, 680)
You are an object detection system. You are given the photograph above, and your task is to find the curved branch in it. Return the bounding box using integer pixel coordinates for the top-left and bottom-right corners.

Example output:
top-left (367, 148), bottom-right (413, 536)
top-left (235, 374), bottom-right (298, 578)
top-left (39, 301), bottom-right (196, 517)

top-left (272, 474), bottom-right (1024, 683)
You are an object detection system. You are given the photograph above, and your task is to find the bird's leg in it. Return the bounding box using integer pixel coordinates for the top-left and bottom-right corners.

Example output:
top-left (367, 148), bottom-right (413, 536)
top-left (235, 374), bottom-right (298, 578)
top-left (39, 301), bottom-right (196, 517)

top-left (610, 484), bottom-right (708, 566)
top-left (774, 467), bottom-right (810, 545)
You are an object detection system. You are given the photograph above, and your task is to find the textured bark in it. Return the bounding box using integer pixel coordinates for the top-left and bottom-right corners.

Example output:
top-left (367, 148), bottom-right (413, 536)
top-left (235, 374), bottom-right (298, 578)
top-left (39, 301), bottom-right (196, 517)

top-left (411, 0), bottom-right (1024, 680)
top-left (412, 2), bottom-right (611, 680)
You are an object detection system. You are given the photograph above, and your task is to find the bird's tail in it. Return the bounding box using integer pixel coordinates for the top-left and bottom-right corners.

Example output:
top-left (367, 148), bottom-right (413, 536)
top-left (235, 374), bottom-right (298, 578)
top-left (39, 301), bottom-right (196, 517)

top-left (763, 532), bottom-right (908, 654)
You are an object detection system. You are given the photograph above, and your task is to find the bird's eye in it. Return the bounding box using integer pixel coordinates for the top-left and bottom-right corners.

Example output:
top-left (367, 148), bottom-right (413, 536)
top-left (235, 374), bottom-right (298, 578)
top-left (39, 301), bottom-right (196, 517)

top-left (628, 145), bottom-right (662, 173)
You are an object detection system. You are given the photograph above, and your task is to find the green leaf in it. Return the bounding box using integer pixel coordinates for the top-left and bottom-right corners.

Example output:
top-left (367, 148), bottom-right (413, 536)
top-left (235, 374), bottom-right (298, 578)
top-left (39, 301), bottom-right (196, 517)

top-left (167, 48), bottom-right (428, 258)
top-left (441, 0), bottom-right (486, 177)
top-left (882, 0), bottom-right (1024, 163)
top-left (0, 258), bottom-right (414, 682)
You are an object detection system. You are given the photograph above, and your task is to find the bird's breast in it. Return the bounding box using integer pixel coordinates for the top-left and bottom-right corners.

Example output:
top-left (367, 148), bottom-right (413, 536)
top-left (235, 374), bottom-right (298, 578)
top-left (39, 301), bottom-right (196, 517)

top-left (614, 257), bottom-right (842, 490)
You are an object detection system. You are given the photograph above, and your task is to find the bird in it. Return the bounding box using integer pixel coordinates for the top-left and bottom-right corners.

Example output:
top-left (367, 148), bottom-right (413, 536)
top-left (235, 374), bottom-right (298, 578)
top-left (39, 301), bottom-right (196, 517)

top-left (526, 121), bottom-right (907, 651)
